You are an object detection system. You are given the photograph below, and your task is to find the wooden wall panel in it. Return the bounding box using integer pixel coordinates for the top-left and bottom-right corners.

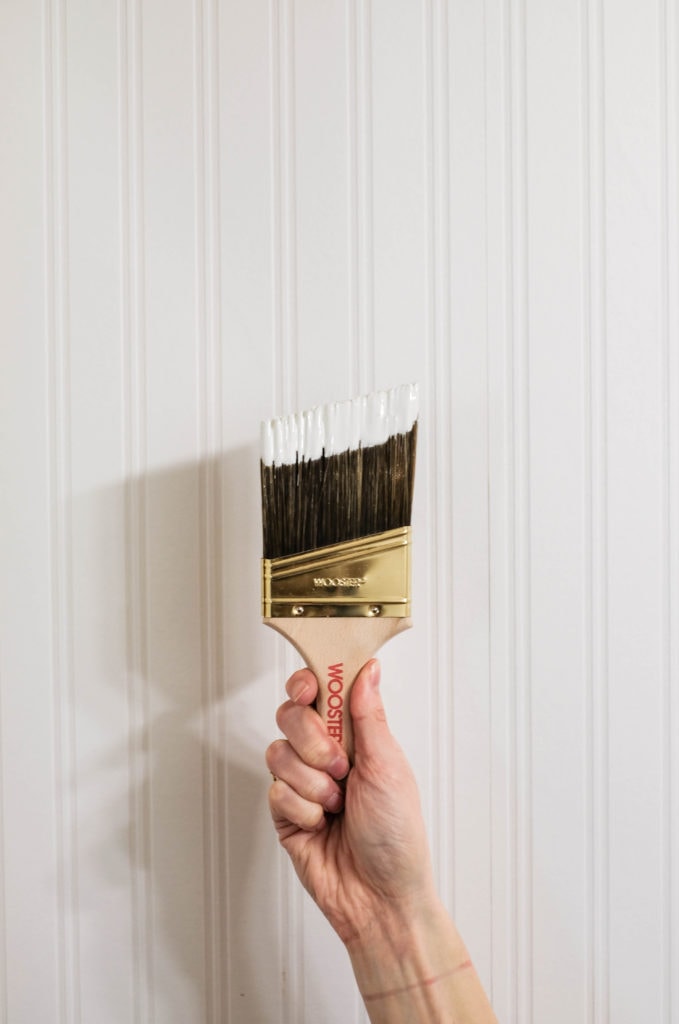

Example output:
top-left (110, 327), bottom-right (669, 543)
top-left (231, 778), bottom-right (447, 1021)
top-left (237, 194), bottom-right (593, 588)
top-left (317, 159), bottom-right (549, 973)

top-left (1, 2), bottom-right (677, 1022)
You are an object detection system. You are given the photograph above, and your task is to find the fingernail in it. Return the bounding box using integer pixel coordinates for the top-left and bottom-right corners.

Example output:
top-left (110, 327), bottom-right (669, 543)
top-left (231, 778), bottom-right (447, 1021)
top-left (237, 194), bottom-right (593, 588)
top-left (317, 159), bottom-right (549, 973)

top-left (290, 680), bottom-right (310, 703)
top-left (325, 791), bottom-right (344, 814)
top-left (366, 659), bottom-right (380, 688)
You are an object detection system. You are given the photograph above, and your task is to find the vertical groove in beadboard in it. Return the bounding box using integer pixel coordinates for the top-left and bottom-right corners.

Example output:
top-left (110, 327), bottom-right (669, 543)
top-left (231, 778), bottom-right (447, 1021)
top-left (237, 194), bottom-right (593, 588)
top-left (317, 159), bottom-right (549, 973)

top-left (193, 0), bottom-right (225, 1019)
top-left (359, 0), bottom-right (375, 394)
top-left (346, 0), bottom-right (374, 396)
top-left (666, 2), bottom-right (679, 1018)
top-left (660, 1), bottom-right (678, 1019)
top-left (346, 0), bottom-right (360, 395)
top-left (269, 4), bottom-right (287, 1019)
top-left (580, 9), bottom-right (613, 1018)
top-left (667, 3), bottom-right (679, 1018)
top-left (118, 1), bottom-right (153, 1020)
top-left (584, 0), bottom-right (609, 1019)
top-left (419, 0), bottom-right (435, 901)
top-left (481, 0), bottom-right (494, 1003)
top-left (659, 0), bottom-right (670, 1018)
top-left (422, 0), bottom-right (435, 891)
top-left (508, 0), bottom-right (531, 1018)
top-left (43, 1), bottom-right (81, 1021)
top-left (498, 0), bottom-right (519, 1015)
top-left (0, 662), bottom-right (7, 1023)
top-left (272, 0), bottom-right (298, 416)
top-left (430, 0), bottom-right (454, 914)
top-left (484, 0), bottom-right (514, 1011)
top-left (285, 0), bottom-right (299, 413)
top-left (580, 0), bottom-right (594, 1020)
top-left (270, 1), bottom-right (302, 1018)
top-left (270, 0), bottom-right (284, 416)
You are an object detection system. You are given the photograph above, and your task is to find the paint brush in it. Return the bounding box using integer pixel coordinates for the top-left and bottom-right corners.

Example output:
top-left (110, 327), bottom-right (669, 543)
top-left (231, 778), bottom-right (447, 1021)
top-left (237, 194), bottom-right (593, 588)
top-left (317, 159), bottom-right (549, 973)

top-left (260, 383), bottom-right (418, 763)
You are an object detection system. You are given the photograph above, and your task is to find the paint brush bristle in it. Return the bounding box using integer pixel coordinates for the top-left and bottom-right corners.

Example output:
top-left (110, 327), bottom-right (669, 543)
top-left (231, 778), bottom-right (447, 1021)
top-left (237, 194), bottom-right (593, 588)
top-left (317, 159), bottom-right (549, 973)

top-left (260, 383), bottom-right (419, 559)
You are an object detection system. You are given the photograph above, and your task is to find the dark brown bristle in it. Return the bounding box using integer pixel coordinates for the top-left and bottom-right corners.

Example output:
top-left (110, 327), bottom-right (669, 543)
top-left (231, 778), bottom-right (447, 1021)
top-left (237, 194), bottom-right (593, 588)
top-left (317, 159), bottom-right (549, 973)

top-left (261, 423), bottom-right (417, 559)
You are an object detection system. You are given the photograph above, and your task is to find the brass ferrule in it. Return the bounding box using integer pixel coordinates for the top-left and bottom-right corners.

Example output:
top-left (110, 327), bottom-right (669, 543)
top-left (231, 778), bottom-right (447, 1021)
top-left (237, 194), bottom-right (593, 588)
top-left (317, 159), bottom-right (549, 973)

top-left (262, 526), bottom-right (412, 618)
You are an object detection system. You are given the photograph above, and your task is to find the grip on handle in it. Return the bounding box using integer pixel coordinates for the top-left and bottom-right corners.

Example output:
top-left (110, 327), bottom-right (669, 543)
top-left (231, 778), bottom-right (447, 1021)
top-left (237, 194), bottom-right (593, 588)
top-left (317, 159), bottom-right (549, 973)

top-left (264, 616), bottom-right (412, 763)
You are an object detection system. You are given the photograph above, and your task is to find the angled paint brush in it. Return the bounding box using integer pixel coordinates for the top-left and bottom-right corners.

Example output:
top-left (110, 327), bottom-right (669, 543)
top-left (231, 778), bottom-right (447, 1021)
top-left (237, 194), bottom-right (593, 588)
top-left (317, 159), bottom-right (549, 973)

top-left (260, 383), bottom-right (418, 762)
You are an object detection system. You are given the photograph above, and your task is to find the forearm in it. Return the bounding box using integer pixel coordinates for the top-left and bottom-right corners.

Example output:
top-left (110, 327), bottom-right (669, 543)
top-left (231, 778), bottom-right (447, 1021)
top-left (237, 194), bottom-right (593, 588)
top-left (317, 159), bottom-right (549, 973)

top-left (346, 897), bottom-right (497, 1024)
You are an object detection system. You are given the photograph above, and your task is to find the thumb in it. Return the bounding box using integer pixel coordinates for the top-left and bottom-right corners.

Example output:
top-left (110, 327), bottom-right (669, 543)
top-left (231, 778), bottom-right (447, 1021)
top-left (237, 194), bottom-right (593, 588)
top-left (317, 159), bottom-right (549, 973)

top-left (350, 659), bottom-right (392, 762)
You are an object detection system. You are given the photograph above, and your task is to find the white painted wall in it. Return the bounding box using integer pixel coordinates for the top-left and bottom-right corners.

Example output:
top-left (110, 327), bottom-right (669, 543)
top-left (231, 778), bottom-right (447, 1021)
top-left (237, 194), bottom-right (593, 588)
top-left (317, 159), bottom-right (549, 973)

top-left (1, 1), bottom-right (678, 1022)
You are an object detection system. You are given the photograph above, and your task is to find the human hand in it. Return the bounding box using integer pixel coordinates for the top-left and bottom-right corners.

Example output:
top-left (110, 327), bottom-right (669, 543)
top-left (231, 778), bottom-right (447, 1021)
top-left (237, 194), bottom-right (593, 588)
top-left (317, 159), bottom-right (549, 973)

top-left (265, 659), bottom-right (437, 945)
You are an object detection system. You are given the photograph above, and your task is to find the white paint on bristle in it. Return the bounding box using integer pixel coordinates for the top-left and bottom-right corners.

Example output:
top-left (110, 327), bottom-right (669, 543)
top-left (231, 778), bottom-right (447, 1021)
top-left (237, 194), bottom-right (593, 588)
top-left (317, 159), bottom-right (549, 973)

top-left (260, 419), bottom-right (274, 465)
top-left (261, 382), bottom-right (419, 466)
top-left (306, 406), bottom-right (324, 461)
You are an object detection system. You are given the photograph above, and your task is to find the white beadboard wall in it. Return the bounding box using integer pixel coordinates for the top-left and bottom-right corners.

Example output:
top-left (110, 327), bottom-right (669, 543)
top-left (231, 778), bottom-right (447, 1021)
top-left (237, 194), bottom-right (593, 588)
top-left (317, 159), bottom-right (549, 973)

top-left (1, 1), bottom-right (678, 1022)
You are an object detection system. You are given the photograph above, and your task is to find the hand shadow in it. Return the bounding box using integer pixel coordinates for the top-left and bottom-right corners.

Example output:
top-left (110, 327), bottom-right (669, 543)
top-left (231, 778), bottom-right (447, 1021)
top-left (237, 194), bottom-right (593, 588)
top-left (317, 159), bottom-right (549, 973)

top-left (75, 444), bottom-right (287, 1022)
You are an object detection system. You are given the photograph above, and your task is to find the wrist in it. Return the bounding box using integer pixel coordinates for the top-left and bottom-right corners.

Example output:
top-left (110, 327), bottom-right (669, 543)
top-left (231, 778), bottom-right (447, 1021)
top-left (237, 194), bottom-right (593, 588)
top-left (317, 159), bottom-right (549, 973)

top-left (345, 894), bottom-right (497, 1024)
top-left (346, 894), bottom-right (469, 1002)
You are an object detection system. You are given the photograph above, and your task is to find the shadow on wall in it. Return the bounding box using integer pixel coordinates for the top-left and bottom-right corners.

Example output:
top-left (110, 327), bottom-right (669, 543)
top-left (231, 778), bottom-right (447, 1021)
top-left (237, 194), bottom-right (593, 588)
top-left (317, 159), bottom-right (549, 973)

top-left (74, 445), bottom-right (286, 1021)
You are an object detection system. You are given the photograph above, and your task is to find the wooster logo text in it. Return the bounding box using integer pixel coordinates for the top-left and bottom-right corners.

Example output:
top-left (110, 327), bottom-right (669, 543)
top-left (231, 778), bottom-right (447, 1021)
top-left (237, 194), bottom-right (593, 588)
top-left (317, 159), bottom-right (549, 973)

top-left (326, 663), bottom-right (344, 743)
top-left (313, 577), bottom-right (366, 588)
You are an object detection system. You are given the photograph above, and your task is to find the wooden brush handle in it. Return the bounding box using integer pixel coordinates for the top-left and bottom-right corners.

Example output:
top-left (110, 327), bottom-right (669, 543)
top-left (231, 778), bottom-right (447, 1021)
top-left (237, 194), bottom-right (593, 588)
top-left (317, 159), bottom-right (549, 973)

top-left (265, 617), bottom-right (412, 764)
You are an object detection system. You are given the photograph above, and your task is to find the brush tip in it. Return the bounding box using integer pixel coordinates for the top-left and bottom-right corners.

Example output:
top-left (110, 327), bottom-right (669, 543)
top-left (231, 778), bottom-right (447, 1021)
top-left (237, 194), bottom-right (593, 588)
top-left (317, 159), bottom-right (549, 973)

top-left (260, 382), bottom-right (419, 466)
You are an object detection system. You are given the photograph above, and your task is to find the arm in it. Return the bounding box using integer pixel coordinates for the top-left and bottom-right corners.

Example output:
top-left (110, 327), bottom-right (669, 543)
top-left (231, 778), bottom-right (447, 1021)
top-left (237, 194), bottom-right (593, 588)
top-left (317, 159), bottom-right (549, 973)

top-left (266, 659), bottom-right (497, 1024)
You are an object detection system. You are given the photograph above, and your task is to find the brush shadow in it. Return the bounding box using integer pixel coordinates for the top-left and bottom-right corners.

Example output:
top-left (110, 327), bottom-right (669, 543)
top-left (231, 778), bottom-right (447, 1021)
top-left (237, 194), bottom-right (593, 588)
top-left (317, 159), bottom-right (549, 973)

top-left (72, 445), bottom-right (286, 1020)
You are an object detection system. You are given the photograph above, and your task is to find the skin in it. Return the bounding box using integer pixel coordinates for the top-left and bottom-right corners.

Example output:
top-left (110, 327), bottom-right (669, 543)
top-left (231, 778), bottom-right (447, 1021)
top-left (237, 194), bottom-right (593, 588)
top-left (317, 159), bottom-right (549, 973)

top-left (266, 659), bottom-right (498, 1023)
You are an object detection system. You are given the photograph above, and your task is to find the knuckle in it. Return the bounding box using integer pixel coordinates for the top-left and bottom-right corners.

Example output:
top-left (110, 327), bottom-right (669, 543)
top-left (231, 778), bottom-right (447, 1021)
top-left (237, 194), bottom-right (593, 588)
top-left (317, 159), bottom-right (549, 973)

top-left (306, 735), bottom-right (334, 768)
top-left (275, 699), bottom-right (294, 732)
top-left (265, 739), bottom-right (286, 772)
top-left (305, 774), bottom-right (327, 803)
top-left (305, 804), bottom-right (325, 831)
top-left (267, 778), bottom-right (283, 812)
